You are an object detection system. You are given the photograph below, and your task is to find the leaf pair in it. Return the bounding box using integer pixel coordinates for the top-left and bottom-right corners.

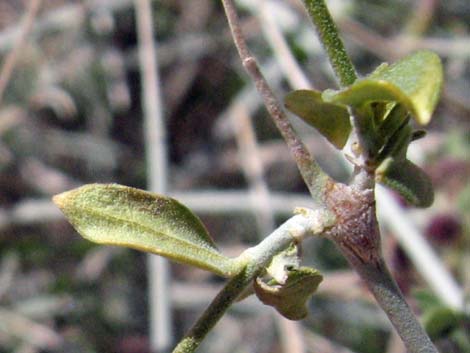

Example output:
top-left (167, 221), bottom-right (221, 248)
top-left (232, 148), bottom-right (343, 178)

top-left (325, 50), bottom-right (442, 126)
top-left (285, 50), bottom-right (442, 207)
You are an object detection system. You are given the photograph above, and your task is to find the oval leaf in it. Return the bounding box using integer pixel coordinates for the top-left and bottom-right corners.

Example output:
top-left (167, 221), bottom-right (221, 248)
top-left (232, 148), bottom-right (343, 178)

top-left (324, 50), bottom-right (443, 125)
top-left (53, 184), bottom-right (236, 277)
top-left (285, 89), bottom-right (351, 149)
top-left (376, 158), bottom-right (434, 207)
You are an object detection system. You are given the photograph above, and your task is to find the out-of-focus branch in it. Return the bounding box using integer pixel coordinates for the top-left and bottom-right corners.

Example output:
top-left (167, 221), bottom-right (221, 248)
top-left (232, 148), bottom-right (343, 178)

top-left (221, 0), bottom-right (331, 207)
top-left (134, 0), bottom-right (172, 351)
top-left (275, 317), bottom-right (305, 353)
top-left (253, 0), bottom-right (312, 89)
top-left (0, 0), bottom-right (42, 105)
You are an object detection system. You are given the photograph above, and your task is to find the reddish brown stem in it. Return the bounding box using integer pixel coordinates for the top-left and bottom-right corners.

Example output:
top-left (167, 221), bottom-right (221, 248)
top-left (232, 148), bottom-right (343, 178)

top-left (220, 0), bottom-right (330, 206)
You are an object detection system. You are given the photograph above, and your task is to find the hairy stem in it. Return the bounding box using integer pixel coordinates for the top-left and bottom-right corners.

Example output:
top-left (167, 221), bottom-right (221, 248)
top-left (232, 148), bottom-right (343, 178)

top-left (172, 265), bottom-right (259, 353)
top-left (351, 258), bottom-right (439, 353)
top-left (302, 0), bottom-right (357, 87)
top-left (325, 181), bottom-right (438, 353)
top-left (220, 0), bottom-right (331, 207)
top-left (173, 212), bottom-right (332, 353)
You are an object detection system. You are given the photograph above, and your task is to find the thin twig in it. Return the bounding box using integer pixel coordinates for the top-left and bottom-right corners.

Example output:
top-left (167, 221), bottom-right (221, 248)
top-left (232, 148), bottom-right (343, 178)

top-left (0, 0), bottom-right (42, 105)
top-left (172, 212), bottom-right (329, 353)
top-left (134, 0), bottom-right (172, 351)
top-left (220, 0), bottom-right (331, 207)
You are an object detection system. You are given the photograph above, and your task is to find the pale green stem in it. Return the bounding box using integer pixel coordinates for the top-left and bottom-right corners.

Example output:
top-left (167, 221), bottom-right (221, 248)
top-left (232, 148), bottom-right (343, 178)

top-left (173, 212), bottom-right (332, 353)
top-left (302, 0), bottom-right (357, 87)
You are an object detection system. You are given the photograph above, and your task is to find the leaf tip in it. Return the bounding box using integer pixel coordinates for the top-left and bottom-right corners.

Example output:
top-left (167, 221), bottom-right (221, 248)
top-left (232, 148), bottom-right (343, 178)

top-left (52, 191), bottom-right (70, 211)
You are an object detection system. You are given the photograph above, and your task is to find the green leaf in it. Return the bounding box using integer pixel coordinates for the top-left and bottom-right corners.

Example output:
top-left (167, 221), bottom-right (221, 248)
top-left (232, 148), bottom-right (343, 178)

top-left (254, 266), bottom-right (323, 320)
top-left (376, 158), bottom-right (434, 207)
top-left (53, 184), bottom-right (236, 277)
top-left (376, 117), bottom-right (412, 163)
top-left (376, 104), bottom-right (409, 142)
top-left (422, 306), bottom-right (460, 340)
top-left (253, 244), bottom-right (322, 320)
top-left (324, 50), bottom-right (443, 125)
top-left (284, 89), bottom-right (351, 149)
top-left (413, 289), bottom-right (442, 312)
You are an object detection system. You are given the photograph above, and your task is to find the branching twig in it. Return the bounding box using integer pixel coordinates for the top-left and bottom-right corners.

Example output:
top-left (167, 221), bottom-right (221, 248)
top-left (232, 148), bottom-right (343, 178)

top-left (172, 212), bottom-right (330, 353)
top-left (220, 0), bottom-right (331, 207)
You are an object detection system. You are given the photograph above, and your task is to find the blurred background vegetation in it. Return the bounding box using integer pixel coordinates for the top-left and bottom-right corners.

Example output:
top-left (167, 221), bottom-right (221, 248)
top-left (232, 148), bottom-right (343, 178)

top-left (0, 0), bottom-right (469, 352)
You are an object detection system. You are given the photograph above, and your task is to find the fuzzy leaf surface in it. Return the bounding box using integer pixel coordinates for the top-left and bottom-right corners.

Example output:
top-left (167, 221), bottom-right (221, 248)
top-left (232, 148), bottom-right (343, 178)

top-left (324, 50), bottom-right (443, 125)
top-left (53, 184), bottom-right (236, 277)
top-left (285, 89), bottom-right (351, 148)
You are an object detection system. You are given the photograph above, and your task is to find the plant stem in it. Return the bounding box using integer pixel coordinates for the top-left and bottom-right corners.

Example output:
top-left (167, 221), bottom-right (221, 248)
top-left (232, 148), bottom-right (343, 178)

top-left (172, 265), bottom-right (259, 353)
top-left (325, 182), bottom-right (438, 353)
top-left (220, 0), bottom-right (331, 207)
top-left (302, 0), bottom-right (357, 87)
top-left (173, 212), bottom-right (332, 353)
top-left (350, 258), bottom-right (439, 353)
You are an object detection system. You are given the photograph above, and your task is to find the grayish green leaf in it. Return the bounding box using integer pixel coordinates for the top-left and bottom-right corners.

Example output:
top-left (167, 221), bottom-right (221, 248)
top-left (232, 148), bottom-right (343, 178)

top-left (53, 184), bottom-right (237, 277)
